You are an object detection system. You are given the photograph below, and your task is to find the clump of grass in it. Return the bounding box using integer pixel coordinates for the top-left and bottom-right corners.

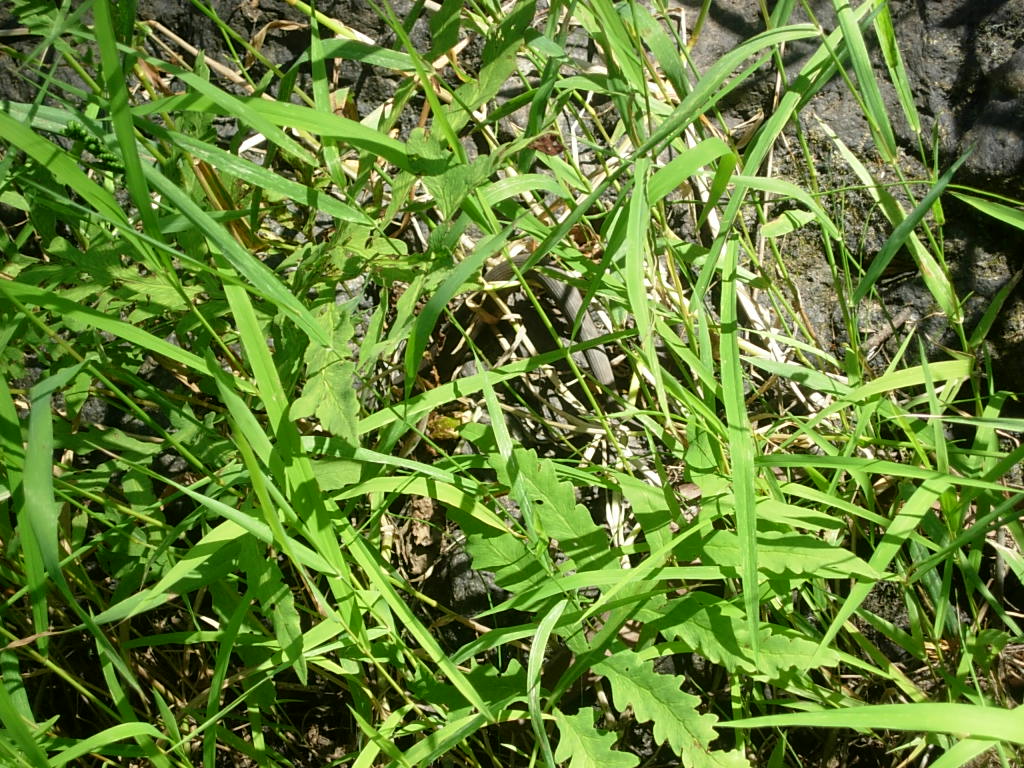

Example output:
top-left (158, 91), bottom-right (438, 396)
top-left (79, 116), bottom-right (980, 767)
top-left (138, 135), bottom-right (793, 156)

top-left (1, 0), bottom-right (1023, 766)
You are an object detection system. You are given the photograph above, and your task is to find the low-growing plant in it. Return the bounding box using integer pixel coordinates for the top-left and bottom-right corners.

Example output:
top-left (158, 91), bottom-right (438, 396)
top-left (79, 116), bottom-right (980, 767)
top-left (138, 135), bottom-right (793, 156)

top-left (0, 0), bottom-right (1022, 766)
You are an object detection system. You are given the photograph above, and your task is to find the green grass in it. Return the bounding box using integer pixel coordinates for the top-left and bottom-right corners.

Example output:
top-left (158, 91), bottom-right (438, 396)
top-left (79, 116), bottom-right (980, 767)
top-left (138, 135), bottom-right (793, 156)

top-left (1, 0), bottom-right (1024, 765)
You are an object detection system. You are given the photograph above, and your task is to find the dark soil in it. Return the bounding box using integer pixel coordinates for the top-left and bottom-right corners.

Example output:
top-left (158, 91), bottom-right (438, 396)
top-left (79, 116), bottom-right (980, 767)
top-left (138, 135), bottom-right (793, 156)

top-left (676, 0), bottom-right (1024, 393)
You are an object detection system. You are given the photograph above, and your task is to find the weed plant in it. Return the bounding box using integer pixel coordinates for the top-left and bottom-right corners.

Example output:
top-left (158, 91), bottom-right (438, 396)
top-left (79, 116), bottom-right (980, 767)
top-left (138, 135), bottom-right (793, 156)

top-left (1, 0), bottom-right (1024, 765)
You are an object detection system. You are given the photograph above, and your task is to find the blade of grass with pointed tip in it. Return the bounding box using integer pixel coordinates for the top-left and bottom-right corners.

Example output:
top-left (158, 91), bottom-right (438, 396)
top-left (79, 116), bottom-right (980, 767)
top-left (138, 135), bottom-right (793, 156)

top-left (403, 221), bottom-right (516, 395)
top-left (833, 0), bottom-right (897, 161)
top-left (950, 191), bottom-right (1024, 230)
top-left (220, 270), bottom-right (496, 721)
top-left (308, 9), bottom-right (347, 189)
top-left (530, 598), bottom-right (568, 768)
top-left (733, 175), bottom-right (841, 241)
top-left (719, 238), bottom-right (761, 661)
top-left (873, 2), bottom-right (921, 138)
top-left (165, 130), bottom-right (372, 224)
top-left (203, 592), bottom-right (251, 768)
top-left (21, 364), bottom-right (87, 645)
top-left (0, 663), bottom-right (49, 766)
top-left (50, 722), bottom-right (168, 768)
top-left (724, 702), bottom-right (1024, 744)
top-left (135, 85), bottom-right (427, 173)
top-left (144, 167), bottom-right (330, 347)
top-left (383, 713), bottom-right (491, 768)
top-left (852, 151), bottom-right (969, 312)
top-left (742, 4), bottom-right (874, 171)
top-left (93, 520), bottom-right (246, 625)
top-left (93, 0), bottom-right (161, 237)
top-left (0, 280), bottom-right (211, 374)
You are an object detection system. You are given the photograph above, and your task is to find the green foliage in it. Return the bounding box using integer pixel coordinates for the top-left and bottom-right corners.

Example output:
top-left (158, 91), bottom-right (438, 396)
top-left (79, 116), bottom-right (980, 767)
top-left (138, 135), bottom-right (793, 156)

top-left (554, 710), bottom-right (638, 768)
top-left (0, 0), bottom-right (1022, 765)
top-left (290, 301), bottom-right (360, 442)
top-left (594, 651), bottom-right (748, 767)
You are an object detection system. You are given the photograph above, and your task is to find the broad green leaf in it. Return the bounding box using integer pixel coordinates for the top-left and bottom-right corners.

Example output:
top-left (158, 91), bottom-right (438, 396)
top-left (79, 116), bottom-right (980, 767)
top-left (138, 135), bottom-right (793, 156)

top-left (701, 530), bottom-right (881, 579)
top-left (429, 0), bottom-right (462, 58)
top-left (650, 591), bottom-right (840, 676)
top-left (498, 448), bottom-right (616, 574)
top-left (298, 38), bottom-right (415, 72)
top-left (626, 3), bottom-right (688, 102)
top-left (554, 709), bottom-right (639, 768)
top-left (458, 513), bottom-right (549, 599)
top-left (422, 154), bottom-right (496, 220)
top-left (755, 498), bottom-right (846, 531)
top-left (761, 208), bottom-right (819, 238)
top-left (594, 650), bottom-right (749, 767)
top-left (291, 301), bottom-right (359, 442)
top-left (480, 174), bottom-right (570, 207)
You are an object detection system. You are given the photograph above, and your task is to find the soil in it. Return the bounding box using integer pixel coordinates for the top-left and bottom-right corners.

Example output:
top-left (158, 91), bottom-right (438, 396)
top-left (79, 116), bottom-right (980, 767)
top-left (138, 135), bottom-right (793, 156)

top-left (674, 0), bottom-right (1024, 393)
top-left (2, 0), bottom-right (1022, 766)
